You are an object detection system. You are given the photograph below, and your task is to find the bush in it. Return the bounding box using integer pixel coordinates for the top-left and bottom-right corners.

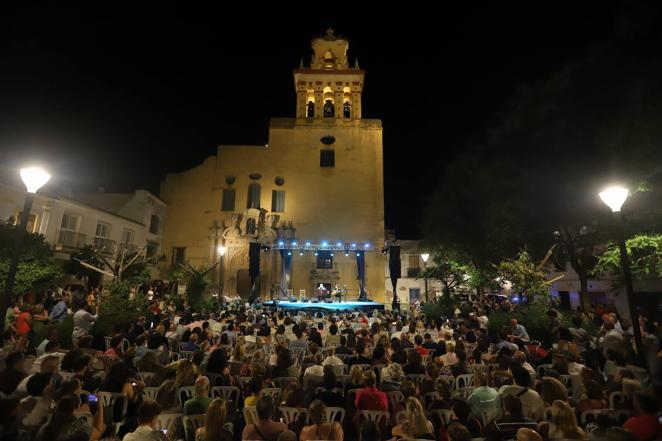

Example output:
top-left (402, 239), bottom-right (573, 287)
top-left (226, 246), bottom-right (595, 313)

top-left (95, 281), bottom-right (148, 335)
top-left (32, 315), bottom-right (74, 350)
top-left (422, 294), bottom-right (458, 323)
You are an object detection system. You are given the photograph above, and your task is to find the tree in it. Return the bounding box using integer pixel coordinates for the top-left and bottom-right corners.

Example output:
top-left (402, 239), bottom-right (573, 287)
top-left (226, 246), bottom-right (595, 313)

top-left (0, 220), bottom-right (61, 295)
top-left (169, 263), bottom-right (216, 310)
top-left (419, 248), bottom-right (470, 296)
top-left (594, 234), bottom-right (662, 288)
top-left (495, 250), bottom-right (551, 303)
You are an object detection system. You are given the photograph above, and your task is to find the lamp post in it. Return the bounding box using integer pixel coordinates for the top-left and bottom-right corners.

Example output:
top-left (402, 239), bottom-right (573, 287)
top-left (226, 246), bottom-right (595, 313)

top-left (599, 185), bottom-right (645, 367)
top-left (217, 245), bottom-right (226, 299)
top-left (421, 252), bottom-right (430, 303)
top-left (3, 167), bottom-right (51, 315)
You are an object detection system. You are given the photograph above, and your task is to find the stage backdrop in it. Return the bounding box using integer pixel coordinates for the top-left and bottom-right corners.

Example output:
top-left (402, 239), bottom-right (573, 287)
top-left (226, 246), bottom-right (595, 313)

top-left (248, 242), bottom-right (261, 301)
top-left (356, 252), bottom-right (367, 301)
top-left (389, 245), bottom-right (401, 308)
top-left (279, 249), bottom-right (292, 298)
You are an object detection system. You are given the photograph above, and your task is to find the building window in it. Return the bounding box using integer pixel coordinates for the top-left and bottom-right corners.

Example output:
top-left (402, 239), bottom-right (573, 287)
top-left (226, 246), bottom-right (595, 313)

top-left (172, 247), bottom-right (186, 265)
top-left (95, 222), bottom-right (110, 238)
top-left (317, 251), bottom-right (333, 269)
top-left (221, 188), bottom-right (236, 211)
top-left (343, 101), bottom-right (351, 118)
top-left (306, 101), bottom-right (314, 118)
top-left (271, 190), bottom-right (285, 212)
top-left (247, 182), bottom-right (261, 209)
top-left (122, 229), bottom-right (134, 244)
top-left (320, 150), bottom-right (335, 167)
top-left (146, 241), bottom-right (158, 259)
top-left (16, 211), bottom-right (37, 233)
top-left (61, 213), bottom-right (78, 231)
top-left (407, 255), bottom-right (420, 277)
top-left (149, 215), bottom-right (160, 234)
top-left (323, 99), bottom-right (335, 117)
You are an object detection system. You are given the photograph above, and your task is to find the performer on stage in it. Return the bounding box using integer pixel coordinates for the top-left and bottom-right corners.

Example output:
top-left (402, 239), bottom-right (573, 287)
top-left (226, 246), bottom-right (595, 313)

top-left (315, 283), bottom-right (328, 302)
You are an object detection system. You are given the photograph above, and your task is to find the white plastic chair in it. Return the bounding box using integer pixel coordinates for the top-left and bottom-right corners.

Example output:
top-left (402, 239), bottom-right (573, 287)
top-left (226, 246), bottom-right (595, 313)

top-left (279, 406), bottom-right (308, 426)
top-left (429, 408), bottom-right (454, 425)
top-left (405, 374), bottom-right (426, 388)
top-left (177, 386), bottom-right (196, 409)
top-left (137, 371), bottom-right (156, 385)
top-left (357, 409), bottom-right (389, 427)
top-left (211, 386), bottom-right (240, 403)
top-left (386, 390), bottom-right (405, 410)
top-left (243, 406), bottom-right (258, 425)
top-left (326, 406), bottom-right (345, 423)
top-left (98, 392), bottom-right (128, 436)
top-left (183, 414), bottom-right (205, 441)
top-left (143, 386), bottom-right (159, 401)
top-left (259, 387), bottom-right (281, 402)
top-left (155, 412), bottom-right (182, 433)
top-left (455, 374), bottom-right (475, 389)
top-left (608, 391), bottom-right (625, 409)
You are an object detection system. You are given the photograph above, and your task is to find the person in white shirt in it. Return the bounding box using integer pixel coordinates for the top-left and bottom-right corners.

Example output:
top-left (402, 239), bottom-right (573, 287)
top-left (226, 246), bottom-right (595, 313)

top-left (122, 401), bottom-right (168, 441)
top-left (498, 366), bottom-right (545, 421)
top-left (513, 351), bottom-right (536, 375)
top-left (321, 348), bottom-right (343, 367)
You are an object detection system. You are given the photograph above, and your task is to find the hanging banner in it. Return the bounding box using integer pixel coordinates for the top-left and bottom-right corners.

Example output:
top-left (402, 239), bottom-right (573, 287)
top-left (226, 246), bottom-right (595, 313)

top-left (279, 249), bottom-right (293, 298)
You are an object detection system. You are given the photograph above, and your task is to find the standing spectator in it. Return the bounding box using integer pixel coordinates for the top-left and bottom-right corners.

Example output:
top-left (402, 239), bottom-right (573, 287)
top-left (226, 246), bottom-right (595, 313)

top-left (72, 303), bottom-right (97, 348)
top-left (49, 294), bottom-right (69, 322)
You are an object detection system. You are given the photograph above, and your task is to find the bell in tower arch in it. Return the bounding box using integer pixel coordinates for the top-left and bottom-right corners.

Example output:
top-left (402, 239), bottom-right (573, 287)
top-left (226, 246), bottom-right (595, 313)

top-left (323, 99), bottom-right (335, 118)
top-left (307, 101), bottom-right (315, 118)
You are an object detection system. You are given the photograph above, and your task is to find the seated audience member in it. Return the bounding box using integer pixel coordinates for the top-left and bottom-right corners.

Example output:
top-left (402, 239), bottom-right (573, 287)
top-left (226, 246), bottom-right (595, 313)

top-left (468, 372), bottom-right (499, 422)
top-left (451, 398), bottom-right (483, 437)
top-left (122, 401), bottom-right (167, 441)
top-left (241, 396), bottom-right (288, 441)
top-left (359, 419), bottom-right (381, 441)
top-left (623, 392), bottom-right (662, 441)
top-left (447, 422), bottom-right (472, 441)
top-left (517, 428), bottom-right (543, 441)
top-left (184, 375), bottom-right (213, 415)
top-left (391, 397), bottom-right (435, 440)
top-left (498, 365), bottom-right (545, 420)
top-left (541, 399), bottom-right (585, 440)
top-left (485, 395), bottom-right (537, 441)
top-left (404, 348), bottom-right (425, 375)
top-left (355, 371), bottom-right (388, 411)
top-left (438, 341), bottom-right (459, 367)
top-left (299, 399), bottom-right (344, 441)
top-left (314, 365), bottom-right (344, 408)
top-left (196, 398), bottom-right (233, 441)
top-left (0, 352), bottom-right (26, 395)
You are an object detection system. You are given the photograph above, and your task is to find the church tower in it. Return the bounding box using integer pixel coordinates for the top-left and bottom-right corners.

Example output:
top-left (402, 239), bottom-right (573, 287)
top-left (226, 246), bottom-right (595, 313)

top-left (294, 28), bottom-right (364, 123)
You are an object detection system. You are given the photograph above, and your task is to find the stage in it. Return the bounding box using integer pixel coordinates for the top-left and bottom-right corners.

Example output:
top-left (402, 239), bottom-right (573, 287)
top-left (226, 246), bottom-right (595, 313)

top-left (261, 300), bottom-right (385, 313)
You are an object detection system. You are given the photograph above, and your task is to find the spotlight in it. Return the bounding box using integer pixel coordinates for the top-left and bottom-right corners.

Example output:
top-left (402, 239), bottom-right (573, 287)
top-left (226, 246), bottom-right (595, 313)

top-left (278, 241), bottom-right (284, 246)
top-left (321, 241), bottom-right (328, 247)
top-left (330, 252), bottom-right (334, 256)
top-left (314, 252), bottom-right (318, 256)
top-left (305, 241), bottom-right (311, 246)
top-left (292, 241), bottom-right (297, 246)
top-left (344, 252), bottom-right (349, 256)
top-left (364, 243), bottom-right (370, 249)
top-left (287, 251), bottom-right (292, 256)
top-left (336, 242), bottom-right (342, 247)
top-left (299, 251), bottom-right (303, 256)
top-left (351, 243), bottom-right (356, 248)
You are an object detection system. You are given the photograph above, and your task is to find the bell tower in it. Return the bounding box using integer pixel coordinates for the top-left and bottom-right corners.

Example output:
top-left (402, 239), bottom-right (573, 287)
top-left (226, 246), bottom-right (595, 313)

top-left (293, 28), bottom-right (365, 123)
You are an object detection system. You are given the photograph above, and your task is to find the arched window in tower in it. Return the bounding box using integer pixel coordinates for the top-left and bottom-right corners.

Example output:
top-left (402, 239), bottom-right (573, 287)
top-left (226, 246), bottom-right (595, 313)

top-left (247, 182), bottom-right (261, 209)
top-left (323, 50), bottom-right (335, 69)
top-left (343, 101), bottom-right (351, 118)
top-left (306, 100), bottom-right (315, 118)
top-left (323, 100), bottom-right (335, 118)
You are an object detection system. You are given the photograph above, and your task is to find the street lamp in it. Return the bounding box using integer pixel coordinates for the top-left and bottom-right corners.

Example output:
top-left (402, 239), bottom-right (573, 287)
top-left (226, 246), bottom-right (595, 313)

top-left (599, 185), bottom-right (645, 367)
top-left (3, 167), bottom-right (51, 312)
top-left (217, 245), bottom-right (227, 299)
top-left (421, 252), bottom-right (430, 303)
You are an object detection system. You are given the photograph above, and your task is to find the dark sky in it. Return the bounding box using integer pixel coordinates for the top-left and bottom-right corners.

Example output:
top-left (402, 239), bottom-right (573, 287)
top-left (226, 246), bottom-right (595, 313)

top-left (0, 3), bottom-right (620, 237)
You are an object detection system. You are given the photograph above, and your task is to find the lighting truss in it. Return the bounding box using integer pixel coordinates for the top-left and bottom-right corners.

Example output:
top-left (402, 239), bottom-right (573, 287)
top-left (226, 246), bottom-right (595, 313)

top-left (271, 240), bottom-right (372, 252)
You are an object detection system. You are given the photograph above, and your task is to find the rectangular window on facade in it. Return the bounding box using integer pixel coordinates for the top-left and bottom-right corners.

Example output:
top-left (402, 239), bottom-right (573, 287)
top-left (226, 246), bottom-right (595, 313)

top-left (61, 214), bottom-right (78, 231)
top-left (247, 183), bottom-right (261, 209)
top-left (17, 212), bottom-right (37, 233)
top-left (316, 251), bottom-right (333, 269)
top-left (407, 255), bottom-right (420, 277)
top-left (149, 215), bottom-right (160, 234)
top-left (122, 229), bottom-right (134, 244)
top-left (172, 247), bottom-right (186, 265)
top-left (95, 222), bottom-right (110, 238)
top-left (320, 149), bottom-right (335, 167)
top-left (146, 241), bottom-right (158, 259)
top-left (271, 190), bottom-right (285, 212)
top-left (222, 188), bottom-right (236, 211)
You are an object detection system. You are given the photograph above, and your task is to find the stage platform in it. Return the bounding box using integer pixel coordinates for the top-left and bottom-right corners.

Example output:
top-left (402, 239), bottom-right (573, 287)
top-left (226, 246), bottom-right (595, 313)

top-left (261, 300), bottom-right (384, 313)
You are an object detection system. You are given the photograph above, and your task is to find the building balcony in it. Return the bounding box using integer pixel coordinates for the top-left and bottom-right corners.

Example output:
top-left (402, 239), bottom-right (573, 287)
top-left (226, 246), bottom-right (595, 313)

top-left (55, 230), bottom-right (87, 249)
top-left (407, 268), bottom-right (421, 278)
top-left (118, 243), bottom-right (138, 254)
top-left (93, 237), bottom-right (116, 254)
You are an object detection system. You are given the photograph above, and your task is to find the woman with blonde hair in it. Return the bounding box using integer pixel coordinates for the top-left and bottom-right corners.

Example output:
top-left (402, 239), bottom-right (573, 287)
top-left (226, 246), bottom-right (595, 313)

top-left (391, 397), bottom-right (435, 439)
top-left (299, 399), bottom-right (344, 441)
top-left (541, 377), bottom-right (569, 406)
top-left (196, 398), bottom-right (233, 441)
top-left (348, 364), bottom-right (365, 390)
top-left (231, 342), bottom-right (245, 362)
top-left (546, 400), bottom-right (585, 440)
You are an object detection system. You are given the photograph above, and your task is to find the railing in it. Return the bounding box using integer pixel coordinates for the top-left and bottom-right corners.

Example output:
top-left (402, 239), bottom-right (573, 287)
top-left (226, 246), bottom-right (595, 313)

top-left (56, 230), bottom-right (87, 249)
top-left (93, 237), bottom-right (116, 254)
top-left (407, 268), bottom-right (421, 277)
top-left (118, 243), bottom-right (138, 254)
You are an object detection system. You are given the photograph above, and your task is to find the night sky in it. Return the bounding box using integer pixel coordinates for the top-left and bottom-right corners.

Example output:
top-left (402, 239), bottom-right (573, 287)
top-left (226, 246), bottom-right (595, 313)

top-left (0, 3), bottom-right (623, 237)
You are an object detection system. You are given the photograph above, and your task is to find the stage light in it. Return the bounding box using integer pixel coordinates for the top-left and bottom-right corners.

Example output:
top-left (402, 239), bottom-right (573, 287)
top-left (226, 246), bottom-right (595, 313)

top-left (364, 243), bottom-right (370, 249)
top-left (314, 251), bottom-right (318, 256)
top-left (344, 252), bottom-right (349, 256)
top-left (351, 243), bottom-right (356, 248)
top-left (287, 251), bottom-right (292, 256)
top-left (278, 241), bottom-right (284, 246)
top-left (299, 251), bottom-right (303, 256)
top-left (336, 242), bottom-right (342, 247)
top-left (292, 241), bottom-right (297, 246)
top-left (330, 252), bottom-right (334, 256)
top-left (321, 241), bottom-right (328, 247)
top-left (305, 241), bottom-right (311, 246)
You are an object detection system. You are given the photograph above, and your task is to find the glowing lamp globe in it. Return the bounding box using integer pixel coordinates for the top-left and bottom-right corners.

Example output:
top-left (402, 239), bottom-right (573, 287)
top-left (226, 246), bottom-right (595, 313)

top-left (421, 253), bottom-right (430, 263)
top-left (20, 167), bottom-right (51, 194)
top-left (599, 186), bottom-right (629, 212)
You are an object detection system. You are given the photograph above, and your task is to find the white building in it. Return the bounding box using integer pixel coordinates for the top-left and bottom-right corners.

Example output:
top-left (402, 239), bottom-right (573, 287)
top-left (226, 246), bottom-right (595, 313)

top-left (384, 240), bottom-right (442, 308)
top-left (0, 181), bottom-right (166, 280)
